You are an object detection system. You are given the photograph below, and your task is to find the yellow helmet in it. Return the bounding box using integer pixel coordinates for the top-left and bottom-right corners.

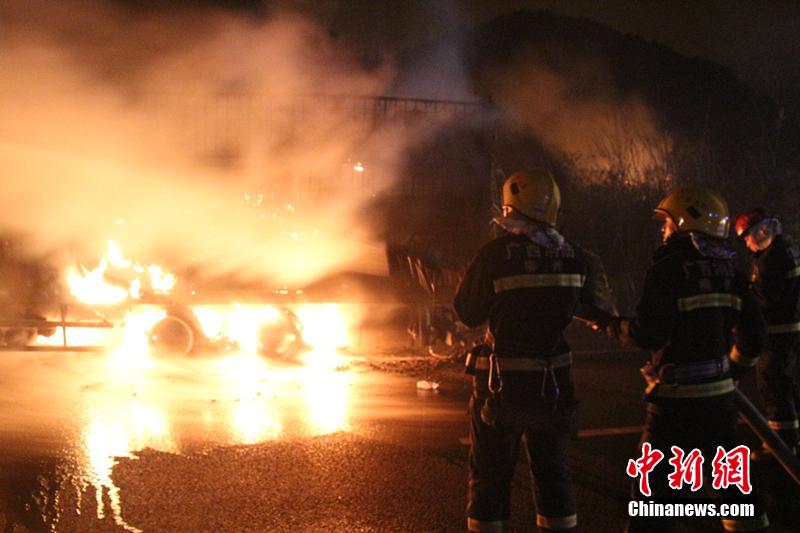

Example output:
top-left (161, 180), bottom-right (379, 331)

top-left (653, 186), bottom-right (730, 238)
top-left (502, 169), bottom-right (561, 226)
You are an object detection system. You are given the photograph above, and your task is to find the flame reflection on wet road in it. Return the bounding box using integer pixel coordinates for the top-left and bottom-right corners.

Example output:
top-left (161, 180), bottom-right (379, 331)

top-left (0, 345), bottom-right (383, 530)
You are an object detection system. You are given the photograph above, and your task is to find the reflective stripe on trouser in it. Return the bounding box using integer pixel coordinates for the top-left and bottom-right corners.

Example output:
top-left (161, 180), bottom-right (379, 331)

top-left (767, 322), bottom-right (800, 334)
top-left (768, 417), bottom-right (799, 448)
top-left (474, 352), bottom-right (572, 371)
top-left (676, 293), bottom-right (742, 312)
top-left (650, 378), bottom-right (735, 399)
top-left (537, 513), bottom-right (577, 530)
top-left (468, 397), bottom-right (575, 530)
top-left (786, 265), bottom-right (800, 279)
top-left (768, 419), bottom-right (799, 430)
top-left (756, 348), bottom-right (800, 447)
top-left (493, 273), bottom-right (585, 293)
top-left (722, 514), bottom-right (770, 531)
top-left (467, 518), bottom-right (507, 532)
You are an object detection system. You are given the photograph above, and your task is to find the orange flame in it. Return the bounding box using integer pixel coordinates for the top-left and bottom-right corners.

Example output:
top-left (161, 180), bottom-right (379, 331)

top-left (60, 241), bottom-right (358, 370)
top-left (68, 240), bottom-right (177, 305)
top-left (67, 258), bottom-right (128, 305)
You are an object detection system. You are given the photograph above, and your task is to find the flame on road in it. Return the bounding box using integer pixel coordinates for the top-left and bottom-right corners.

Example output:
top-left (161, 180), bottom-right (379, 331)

top-left (193, 304), bottom-right (287, 354)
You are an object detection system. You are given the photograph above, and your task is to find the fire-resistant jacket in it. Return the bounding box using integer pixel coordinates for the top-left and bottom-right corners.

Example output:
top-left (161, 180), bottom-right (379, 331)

top-left (749, 233), bottom-right (800, 337)
top-left (454, 232), bottom-right (608, 359)
top-left (620, 233), bottom-right (767, 383)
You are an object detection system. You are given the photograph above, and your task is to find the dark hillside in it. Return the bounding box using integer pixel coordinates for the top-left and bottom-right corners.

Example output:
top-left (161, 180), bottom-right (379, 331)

top-left (463, 10), bottom-right (791, 189)
top-left (387, 10), bottom-right (799, 311)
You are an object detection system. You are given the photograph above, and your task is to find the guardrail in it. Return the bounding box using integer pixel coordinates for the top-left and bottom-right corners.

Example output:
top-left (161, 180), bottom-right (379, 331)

top-left (0, 303), bottom-right (114, 350)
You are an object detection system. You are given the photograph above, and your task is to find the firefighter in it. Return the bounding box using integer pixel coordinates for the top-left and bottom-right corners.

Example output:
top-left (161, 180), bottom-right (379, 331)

top-left (734, 208), bottom-right (800, 459)
top-left (454, 169), bottom-right (614, 533)
top-left (602, 187), bottom-right (769, 532)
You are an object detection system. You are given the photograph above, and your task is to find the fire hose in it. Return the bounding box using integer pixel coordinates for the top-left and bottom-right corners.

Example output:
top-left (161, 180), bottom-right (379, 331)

top-left (639, 357), bottom-right (800, 485)
top-left (579, 313), bottom-right (800, 485)
top-left (734, 388), bottom-right (800, 485)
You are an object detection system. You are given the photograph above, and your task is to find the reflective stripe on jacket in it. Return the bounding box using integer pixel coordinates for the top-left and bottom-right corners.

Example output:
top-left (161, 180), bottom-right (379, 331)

top-left (623, 233), bottom-right (766, 388)
top-left (454, 232), bottom-right (606, 357)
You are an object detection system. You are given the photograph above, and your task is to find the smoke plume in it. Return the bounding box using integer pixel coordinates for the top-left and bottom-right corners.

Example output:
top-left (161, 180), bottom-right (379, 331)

top-left (483, 46), bottom-right (674, 186)
top-left (0, 0), bottom-right (424, 288)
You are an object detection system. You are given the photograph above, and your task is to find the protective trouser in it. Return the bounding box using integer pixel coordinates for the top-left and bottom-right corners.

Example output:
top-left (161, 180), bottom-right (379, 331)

top-left (626, 398), bottom-right (768, 533)
top-left (467, 395), bottom-right (576, 532)
top-left (756, 334), bottom-right (800, 449)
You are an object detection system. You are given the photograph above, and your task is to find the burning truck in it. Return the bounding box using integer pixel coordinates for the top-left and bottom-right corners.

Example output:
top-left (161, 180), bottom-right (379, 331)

top-left (0, 96), bottom-right (493, 361)
top-left (0, 233), bottom-right (376, 366)
top-left (0, 229), bottom-right (476, 363)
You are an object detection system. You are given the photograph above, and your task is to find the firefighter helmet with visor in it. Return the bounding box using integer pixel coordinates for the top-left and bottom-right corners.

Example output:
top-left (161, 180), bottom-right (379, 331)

top-left (502, 169), bottom-right (561, 226)
top-left (734, 208), bottom-right (770, 239)
top-left (653, 186), bottom-right (730, 239)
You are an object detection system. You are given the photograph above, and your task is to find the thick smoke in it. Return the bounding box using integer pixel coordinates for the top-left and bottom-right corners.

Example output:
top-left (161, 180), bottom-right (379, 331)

top-left (0, 0), bottom-right (424, 288)
top-left (487, 51), bottom-right (674, 186)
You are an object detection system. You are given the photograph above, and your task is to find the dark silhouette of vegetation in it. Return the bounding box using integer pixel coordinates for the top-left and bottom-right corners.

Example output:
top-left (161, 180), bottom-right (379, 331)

top-left (388, 9), bottom-right (799, 313)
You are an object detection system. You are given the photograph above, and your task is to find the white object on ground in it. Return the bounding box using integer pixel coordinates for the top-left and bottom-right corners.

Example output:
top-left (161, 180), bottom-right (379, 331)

top-left (416, 380), bottom-right (440, 391)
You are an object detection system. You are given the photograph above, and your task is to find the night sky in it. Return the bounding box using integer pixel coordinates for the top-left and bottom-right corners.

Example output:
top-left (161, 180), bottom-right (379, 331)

top-left (121, 0), bottom-right (798, 110)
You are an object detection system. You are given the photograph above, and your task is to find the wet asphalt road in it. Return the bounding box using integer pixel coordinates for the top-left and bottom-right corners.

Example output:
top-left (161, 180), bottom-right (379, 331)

top-left (1, 344), bottom-right (798, 533)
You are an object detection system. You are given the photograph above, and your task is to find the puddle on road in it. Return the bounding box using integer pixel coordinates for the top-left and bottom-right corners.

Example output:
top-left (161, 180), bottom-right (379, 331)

top-left (0, 347), bottom-right (464, 531)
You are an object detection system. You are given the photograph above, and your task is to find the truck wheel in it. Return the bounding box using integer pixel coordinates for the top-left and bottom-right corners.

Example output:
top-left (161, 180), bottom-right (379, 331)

top-left (256, 307), bottom-right (304, 360)
top-left (149, 315), bottom-right (194, 355)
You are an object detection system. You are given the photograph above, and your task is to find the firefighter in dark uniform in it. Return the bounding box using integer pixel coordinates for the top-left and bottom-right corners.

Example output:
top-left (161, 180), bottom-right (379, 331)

top-left (454, 169), bottom-right (614, 533)
top-left (734, 208), bottom-right (800, 458)
top-left (603, 187), bottom-right (769, 532)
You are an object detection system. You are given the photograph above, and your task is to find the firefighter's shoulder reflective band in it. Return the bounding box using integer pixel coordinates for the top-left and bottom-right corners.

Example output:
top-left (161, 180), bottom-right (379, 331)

top-left (786, 265), bottom-right (800, 279)
top-left (722, 514), bottom-right (769, 532)
top-left (767, 322), bottom-right (800, 334)
top-left (677, 293), bottom-right (742, 312)
top-left (474, 352), bottom-right (572, 371)
top-left (536, 513), bottom-right (577, 530)
top-left (768, 419), bottom-right (800, 430)
top-left (729, 346), bottom-right (758, 367)
top-left (467, 518), bottom-right (508, 532)
top-left (652, 377), bottom-right (735, 399)
top-left (493, 273), bottom-right (585, 293)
